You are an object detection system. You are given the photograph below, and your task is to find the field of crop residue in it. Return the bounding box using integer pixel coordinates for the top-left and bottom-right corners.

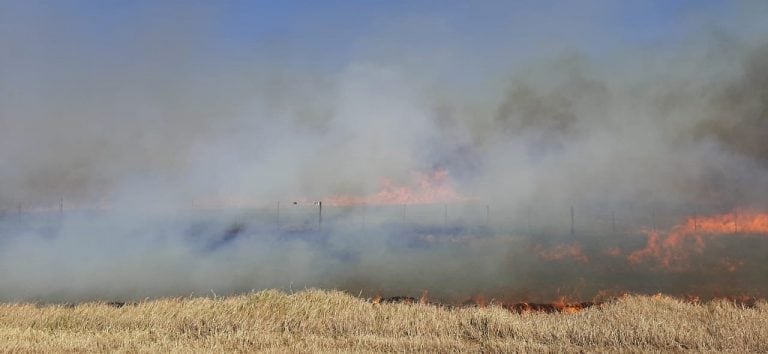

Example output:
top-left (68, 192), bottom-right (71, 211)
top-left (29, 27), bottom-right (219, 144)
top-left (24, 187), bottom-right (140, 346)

top-left (1, 289), bottom-right (766, 353)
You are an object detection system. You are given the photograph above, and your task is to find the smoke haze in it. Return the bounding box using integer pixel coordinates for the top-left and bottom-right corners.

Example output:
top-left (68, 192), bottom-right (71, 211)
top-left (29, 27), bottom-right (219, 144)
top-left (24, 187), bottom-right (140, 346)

top-left (1, 1), bottom-right (767, 302)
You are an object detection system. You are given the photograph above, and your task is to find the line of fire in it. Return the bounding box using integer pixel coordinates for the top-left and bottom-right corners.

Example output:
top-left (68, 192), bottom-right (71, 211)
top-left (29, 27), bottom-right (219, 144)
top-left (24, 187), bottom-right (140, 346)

top-left (1, 168), bottom-right (767, 313)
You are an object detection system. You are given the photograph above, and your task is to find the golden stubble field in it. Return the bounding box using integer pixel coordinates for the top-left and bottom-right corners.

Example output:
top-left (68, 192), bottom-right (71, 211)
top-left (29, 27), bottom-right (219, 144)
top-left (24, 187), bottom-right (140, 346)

top-left (0, 289), bottom-right (766, 353)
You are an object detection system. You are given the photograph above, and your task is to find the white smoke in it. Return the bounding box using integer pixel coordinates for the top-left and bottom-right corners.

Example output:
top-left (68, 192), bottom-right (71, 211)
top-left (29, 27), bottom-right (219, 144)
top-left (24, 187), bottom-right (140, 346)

top-left (1, 2), bottom-right (768, 301)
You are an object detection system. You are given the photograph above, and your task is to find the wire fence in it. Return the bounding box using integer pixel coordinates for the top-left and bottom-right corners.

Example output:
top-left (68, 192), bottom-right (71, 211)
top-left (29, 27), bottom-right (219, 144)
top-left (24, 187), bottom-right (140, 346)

top-left (0, 200), bottom-right (749, 236)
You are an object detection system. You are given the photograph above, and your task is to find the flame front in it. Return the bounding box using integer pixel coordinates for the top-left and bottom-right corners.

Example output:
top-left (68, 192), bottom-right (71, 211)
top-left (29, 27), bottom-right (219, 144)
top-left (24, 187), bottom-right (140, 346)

top-left (326, 169), bottom-right (463, 206)
top-left (628, 209), bottom-right (768, 270)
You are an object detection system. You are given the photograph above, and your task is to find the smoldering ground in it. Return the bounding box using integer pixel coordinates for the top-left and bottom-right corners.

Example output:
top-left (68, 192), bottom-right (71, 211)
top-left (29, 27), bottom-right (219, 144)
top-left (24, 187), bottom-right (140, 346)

top-left (1, 2), bottom-right (768, 302)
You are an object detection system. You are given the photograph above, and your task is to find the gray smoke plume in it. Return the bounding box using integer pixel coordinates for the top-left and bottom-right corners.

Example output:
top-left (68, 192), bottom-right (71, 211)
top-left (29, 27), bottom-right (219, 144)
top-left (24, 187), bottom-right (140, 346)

top-left (1, 2), bottom-right (768, 302)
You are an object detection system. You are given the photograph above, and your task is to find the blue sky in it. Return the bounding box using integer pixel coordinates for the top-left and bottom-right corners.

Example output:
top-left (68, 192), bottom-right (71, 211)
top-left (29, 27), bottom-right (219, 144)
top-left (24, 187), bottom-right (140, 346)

top-left (212, 0), bottom-right (730, 67)
top-left (2, 0), bottom-right (744, 72)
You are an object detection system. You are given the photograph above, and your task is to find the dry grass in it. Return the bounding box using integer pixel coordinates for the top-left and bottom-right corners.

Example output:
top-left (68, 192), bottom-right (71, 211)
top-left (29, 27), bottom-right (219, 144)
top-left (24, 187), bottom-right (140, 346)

top-left (0, 290), bottom-right (766, 353)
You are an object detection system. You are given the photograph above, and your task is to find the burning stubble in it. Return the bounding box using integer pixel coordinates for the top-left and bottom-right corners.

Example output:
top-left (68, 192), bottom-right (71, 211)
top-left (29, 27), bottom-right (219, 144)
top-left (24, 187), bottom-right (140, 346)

top-left (1, 3), bottom-right (768, 303)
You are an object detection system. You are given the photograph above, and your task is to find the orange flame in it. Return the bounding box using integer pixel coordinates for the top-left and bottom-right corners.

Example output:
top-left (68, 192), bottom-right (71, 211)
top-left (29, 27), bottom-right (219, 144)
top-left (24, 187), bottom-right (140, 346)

top-left (628, 209), bottom-right (768, 270)
top-left (505, 298), bottom-right (593, 314)
top-left (326, 169), bottom-right (462, 206)
top-left (463, 294), bottom-right (487, 307)
top-left (418, 290), bottom-right (429, 305)
top-left (553, 296), bottom-right (584, 314)
top-left (190, 169), bottom-right (463, 209)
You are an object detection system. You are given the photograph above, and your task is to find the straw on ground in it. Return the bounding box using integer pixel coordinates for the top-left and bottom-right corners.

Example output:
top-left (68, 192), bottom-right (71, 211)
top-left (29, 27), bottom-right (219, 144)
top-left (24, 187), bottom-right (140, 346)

top-left (0, 289), bottom-right (766, 352)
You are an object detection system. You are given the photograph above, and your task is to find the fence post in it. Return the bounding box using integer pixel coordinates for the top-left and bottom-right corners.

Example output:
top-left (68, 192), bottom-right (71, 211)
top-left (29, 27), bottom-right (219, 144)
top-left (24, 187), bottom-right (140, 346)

top-left (570, 205), bottom-right (575, 236)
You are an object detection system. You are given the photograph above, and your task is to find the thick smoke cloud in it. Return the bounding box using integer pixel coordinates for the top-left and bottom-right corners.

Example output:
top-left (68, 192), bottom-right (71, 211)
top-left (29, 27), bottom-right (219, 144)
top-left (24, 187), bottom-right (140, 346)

top-left (698, 44), bottom-right (768, 164)
top-left (1, 2), bottom-right (768, 302)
